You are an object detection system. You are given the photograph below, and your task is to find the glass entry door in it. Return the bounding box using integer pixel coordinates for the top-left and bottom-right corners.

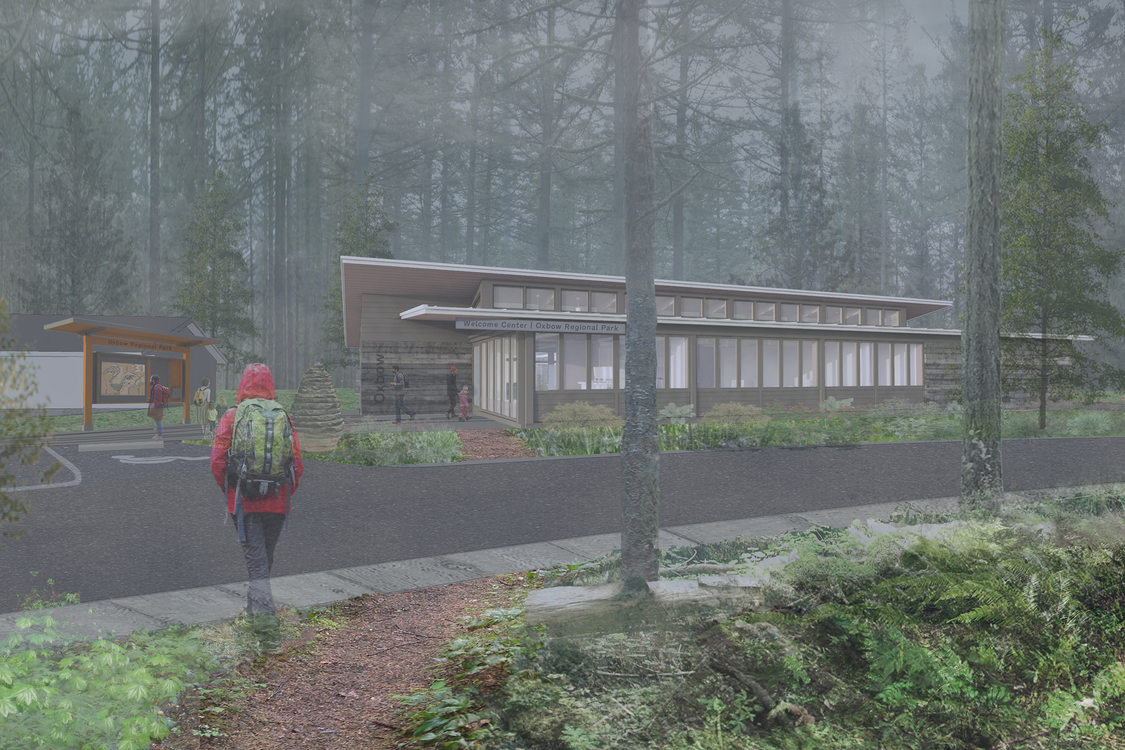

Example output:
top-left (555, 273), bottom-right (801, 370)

top-left (475, 335), bottom-right (519, 420)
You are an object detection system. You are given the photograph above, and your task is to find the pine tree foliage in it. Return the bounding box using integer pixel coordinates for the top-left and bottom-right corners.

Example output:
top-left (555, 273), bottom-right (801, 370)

top-left (320, 179), bottom-right (394, 370)
top-left (1001, 32), bottom-right (1125, 426)
top-left (0, 300), bottom-right (58, 541)
top-left (169, 174), bottom-right (256, 365)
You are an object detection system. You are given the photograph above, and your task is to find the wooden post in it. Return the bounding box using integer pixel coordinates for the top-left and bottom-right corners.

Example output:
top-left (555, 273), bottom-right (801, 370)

top-left (82, 334), bottom-right (94, 431)
top-left (183, 348), bottom-right (191, 424)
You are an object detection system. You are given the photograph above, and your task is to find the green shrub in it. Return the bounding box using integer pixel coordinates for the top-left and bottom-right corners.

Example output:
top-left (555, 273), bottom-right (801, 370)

top-left (701, 402), bottom-right (769, 424)
top-left (1065, 410), bottom-right (1116, 436)
top-left (1002, 410), bottom-right (1045, 438)
top-left (541, 401), bottom-right (622, 427)
top-left (307, 430), bottom-right (462, 465)
top-left (517, 425), bottom-right (622, 456)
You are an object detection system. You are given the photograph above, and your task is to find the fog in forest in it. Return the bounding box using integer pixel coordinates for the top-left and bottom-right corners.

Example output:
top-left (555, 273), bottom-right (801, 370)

top-left (1, 0), bottom-right (1120, 386)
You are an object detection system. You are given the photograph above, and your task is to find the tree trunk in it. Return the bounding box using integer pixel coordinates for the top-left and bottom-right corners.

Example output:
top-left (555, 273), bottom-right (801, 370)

top-left (536, 6), bottom-right (556, 270)
top-left (672, 46), bottom-right (687, 280)
top-left (960, 0), bottom-right (1005, 509)
top-left (352, 0), bottom-right (378, 186)
top-left (149, 0), bottom-right (161, 314)
top-left (619, 0), bottom-right (659, 596)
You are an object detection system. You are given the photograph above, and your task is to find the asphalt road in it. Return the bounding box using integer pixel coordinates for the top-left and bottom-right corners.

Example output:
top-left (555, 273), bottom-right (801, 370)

top-left (1, 436), bottom-right (1123, 613)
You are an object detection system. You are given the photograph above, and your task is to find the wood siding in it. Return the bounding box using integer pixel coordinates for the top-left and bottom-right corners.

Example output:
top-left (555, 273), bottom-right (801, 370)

top-left (359, 294), bottom-right (473, 416)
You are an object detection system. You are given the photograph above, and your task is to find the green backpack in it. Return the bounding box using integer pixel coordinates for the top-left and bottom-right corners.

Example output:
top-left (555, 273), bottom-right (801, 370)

top-left (227, 397), bottom-right (295, 502)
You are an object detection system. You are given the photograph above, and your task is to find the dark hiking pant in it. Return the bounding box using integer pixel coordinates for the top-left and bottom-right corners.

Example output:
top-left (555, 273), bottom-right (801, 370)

top-left (394, 392), bottom-right (415, 421)
top-left (232, 512), bottom-right (285, 618)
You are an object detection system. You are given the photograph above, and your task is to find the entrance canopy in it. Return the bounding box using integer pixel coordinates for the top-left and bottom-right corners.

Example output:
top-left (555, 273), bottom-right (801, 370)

top-left (44, 317), bottom-right (218, 431)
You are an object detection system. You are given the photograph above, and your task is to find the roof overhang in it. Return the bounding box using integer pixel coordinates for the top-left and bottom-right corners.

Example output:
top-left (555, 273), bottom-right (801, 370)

top-left (401, 305), bottom-right (968, 337)
top-left (341, 257), bottom-right (953, 347)
top-left (43, 317), bottom-right (218, 351)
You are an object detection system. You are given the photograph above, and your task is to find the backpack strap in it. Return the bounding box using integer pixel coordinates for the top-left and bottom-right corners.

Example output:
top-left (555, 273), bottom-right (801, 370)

top-left (234, 480), bottom-right (247, 543)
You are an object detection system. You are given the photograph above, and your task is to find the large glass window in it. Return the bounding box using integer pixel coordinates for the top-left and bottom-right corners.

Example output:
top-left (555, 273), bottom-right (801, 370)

top-left (877, 343), bottom-right (892, 386)
top-left (756, 302), bottom-right (776, 321)
top-left (706, 299), bottom-right (727, 318)
top-left (494, 285), bottom-right (522, 309)
top-left (910, 344), bottom-right (924, 386)
top-left (656, 296), bottom-right (675, 316)
top-left (591, 291), bottom-right (618, 313)
top-left (824, 306), bottom-right (842, 324)
top-left (865, 309), bottom-right (883, 326)
top-left (859, 342), bottom-right (873, 386)
top-left (681, 297), bottom-right (703, 318)
top-left (535, 334), bottom-right (559, 390)
top-left (779, 304), bottom-right (799, 322)
top-left (893, 343), bottom-right (908, 386)
top-left (740, 339), bottom-right (759, 387)
top-left (732, 300), bottom-right (754, 320)
top-left (763, 340), bottom-right (780, 387)
top-left (802, 341), bottom-right (817, 387)
top-left (591, 335), bottom-right (615, 390)
top-left (842, 342), bottom-right (858, 386)
top-left (668, 336), bottom-right (688, 388)
top-left (526, 287), bottom-right (555, 310)
top-left (561, 290), bottom-right (588, 312)
top-left (718, 339), bottom-right (738, 388)
top-left (492, 340), bottom-right (502, 407)
top-left (884, 309), bottom-right (901, 327)
top-left (845, 307), bottom-right (861, 325)
top-left (696, 337), bottom-right (716, 388)
top-left (782, 340), bottom-right (800, 386)
top-left (656, 337), bottom-right (666, 389)
top-left (824, 341), bottom-right (840, 387)
top-left (801, 305), bottom-right (820, 323)
top-left (563, 334), bottom-right (587, 389)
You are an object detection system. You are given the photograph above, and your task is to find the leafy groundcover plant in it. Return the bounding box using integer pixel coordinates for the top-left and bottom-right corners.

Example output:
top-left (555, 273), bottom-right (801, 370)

top-left (0, 616), bottom-right (220, 749)
top-left (399, 488), bottom-right (1125, 749)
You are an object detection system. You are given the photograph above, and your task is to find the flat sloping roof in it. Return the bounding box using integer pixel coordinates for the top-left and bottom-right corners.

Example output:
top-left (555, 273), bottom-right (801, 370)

top-left (6, 315), bottom-right (223, 362)
top-left (340, 257), bottom-right (953, 347)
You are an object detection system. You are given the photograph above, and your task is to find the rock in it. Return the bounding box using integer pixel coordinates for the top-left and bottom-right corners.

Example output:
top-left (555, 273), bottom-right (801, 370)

top-left (291, 362), bottom-right (344, 452)
top-left (525, 579), bottom-right (762, 636)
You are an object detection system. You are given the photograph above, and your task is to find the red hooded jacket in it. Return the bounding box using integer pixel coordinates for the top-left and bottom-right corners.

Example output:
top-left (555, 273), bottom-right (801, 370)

top-left (210, 363), bottom-right (304, 515)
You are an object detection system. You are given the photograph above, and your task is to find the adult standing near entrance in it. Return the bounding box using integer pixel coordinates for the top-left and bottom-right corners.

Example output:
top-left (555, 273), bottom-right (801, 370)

top-left (210, 362), bottom-right (304, 651)
top-left (193, 377), bottom-right (212, 435)
top-left (445, 365), bottom-right (459, 419)
top-left (147, 375), bottom-right (170, 439)
top-left (391, 365), bottom-right (415, 424)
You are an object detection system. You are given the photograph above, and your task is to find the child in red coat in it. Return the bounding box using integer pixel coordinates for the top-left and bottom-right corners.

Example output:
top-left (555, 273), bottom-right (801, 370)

top-left (458, 385), bottom-right (470, 421)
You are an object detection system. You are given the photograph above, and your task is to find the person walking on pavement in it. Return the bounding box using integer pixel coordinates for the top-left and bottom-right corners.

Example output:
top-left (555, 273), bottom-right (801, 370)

top-left (210, 363), bottom-right (304, 651)
top-left (147, 375), bottom-right (170, 439)
top-left (391, 365), bottom-right (415, 424)
top-left (445, 365), bottom-right (459, 419)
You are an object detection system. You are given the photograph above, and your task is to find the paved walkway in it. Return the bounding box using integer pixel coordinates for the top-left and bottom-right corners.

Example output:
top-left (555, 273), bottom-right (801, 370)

top-left (0, 493), bottom-right (963, 645)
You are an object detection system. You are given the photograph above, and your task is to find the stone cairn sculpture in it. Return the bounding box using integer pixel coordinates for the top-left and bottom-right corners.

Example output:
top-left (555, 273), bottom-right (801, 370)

top-left (290, 362), bottom-right (345, 452)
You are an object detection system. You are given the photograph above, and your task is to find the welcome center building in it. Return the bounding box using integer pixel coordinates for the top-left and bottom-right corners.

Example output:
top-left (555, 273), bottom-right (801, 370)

top-left (341, 257), bottom-right (962, 427)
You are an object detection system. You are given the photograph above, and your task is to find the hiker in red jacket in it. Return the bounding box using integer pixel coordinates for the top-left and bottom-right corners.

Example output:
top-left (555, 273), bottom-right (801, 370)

top-left (147, 375), bottom-right (170, 439)
top-left (210, 363), bottom-right (304, 650)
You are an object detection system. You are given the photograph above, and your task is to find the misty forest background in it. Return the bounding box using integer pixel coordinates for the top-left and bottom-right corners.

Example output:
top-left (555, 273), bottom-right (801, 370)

top-left (2, 0), bottom-right (1125, 388)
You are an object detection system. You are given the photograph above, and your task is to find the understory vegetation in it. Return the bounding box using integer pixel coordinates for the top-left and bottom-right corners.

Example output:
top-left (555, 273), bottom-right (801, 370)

top-left (305, 430), bottom-right (464, 465)
top-left (399, 488), bottom-right (1125, 749)
top-left (517, 400), bottom-right (1125, 457)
